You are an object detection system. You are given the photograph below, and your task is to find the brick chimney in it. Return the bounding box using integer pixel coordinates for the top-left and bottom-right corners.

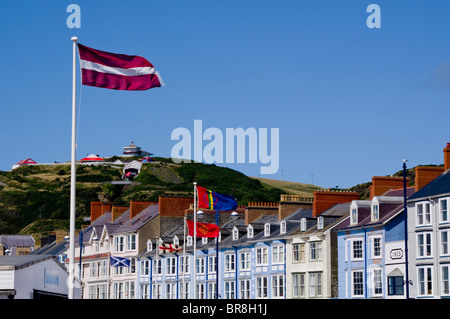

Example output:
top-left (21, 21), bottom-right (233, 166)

top-left (90, 202), bottom-right (112, 223)
top-left (415, 166), bottom-right (444, 192)
top-left (245, 202), bottom-right (279, 225)
top-left (111, 206), bottom-right (129, 222)
top-left (159, 196), bottom-right (193, 217)
top-left (312, 190), bottom-right (360, 217)
top-left (444, 143), bottom-right (450, 171)
top-left (369, 176), bottom-right (408, 199)
top-left (278, 195), bottom-right (313, 220)
top-left (130, 201), bottom-right (155, 219)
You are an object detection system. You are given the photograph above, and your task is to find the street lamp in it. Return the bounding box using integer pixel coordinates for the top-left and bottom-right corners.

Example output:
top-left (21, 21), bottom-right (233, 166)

top-left (402, 159), bottom-right (410, 299)
top-left (0, 242), bottom-right (10, 255)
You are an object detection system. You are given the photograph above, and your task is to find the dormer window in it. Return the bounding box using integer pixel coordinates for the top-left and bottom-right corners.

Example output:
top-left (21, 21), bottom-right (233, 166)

top-left (173, 235), bottom-right (179, 246)
top-left (372, 204), bottom-right (379, 221)
top-left (300, 218), bottom-right (306, 231)
top-left (351, 208), bottom-right (358, 225)
top-left (187, 236), bottom-right (193, 246)
top-left (280, 221), bottom-right (287, 234)
top-left (317, 216), bottom-right (324, 230)
top-left (264, 223), bottom-right (270, 236)
top-left (146, 239), bottom-right (153, 252)
top-left (202, 237), bottom-right (208, 245)
top-left (232, 226), bottom-right (239, 241)
top-left (247, 225), bottom-right (254, 238)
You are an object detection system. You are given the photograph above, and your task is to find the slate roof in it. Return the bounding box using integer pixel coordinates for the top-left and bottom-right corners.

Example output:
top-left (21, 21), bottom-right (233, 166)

top-left (0, 255), bottom-right (63, 270)
top-left (0, 235), bottom-right (35, 248)
top-left (31, 240), bottom-right (67, 256)
top-left (113, 204), bottom-right (159, 234)
top-left (408, 170), bottom-right (450, 201)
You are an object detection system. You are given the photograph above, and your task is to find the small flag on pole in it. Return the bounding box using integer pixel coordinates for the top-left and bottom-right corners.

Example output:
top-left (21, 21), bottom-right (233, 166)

top-left (197, 186), bottom-right (237, 211)
top-left (159, 242), bottom-right (182, 253)
top-left (110, 256), bottom-right (130, 267)
top-left (187, 220), bottom-right (220, 238)
top-left (77, 43), bottom-right (164, 91)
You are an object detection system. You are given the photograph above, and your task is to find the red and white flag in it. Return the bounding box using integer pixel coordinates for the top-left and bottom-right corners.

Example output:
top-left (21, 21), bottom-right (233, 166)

top-left (77, 43), bottom-right (164, 91)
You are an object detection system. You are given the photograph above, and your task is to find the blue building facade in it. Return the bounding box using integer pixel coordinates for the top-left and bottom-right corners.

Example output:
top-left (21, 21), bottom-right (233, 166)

top-left (336, 194), bottom-right (410, 299)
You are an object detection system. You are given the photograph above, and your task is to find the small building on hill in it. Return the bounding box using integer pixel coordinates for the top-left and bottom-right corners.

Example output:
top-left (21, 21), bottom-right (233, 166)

top-left (122, 142), bottom-right (152, 158)
top-left (80, 154), bottom-right (104, 163)
top-left (12, 158), bottom-right (38, 170)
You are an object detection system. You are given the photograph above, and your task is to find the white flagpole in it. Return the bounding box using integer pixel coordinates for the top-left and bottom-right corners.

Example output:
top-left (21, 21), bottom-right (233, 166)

top-left (193, 182), bottom-right (197, 299)
top-left (68, 36), bottom-right (78, 299)
top-left (182, 216), bottom-right (186, 298)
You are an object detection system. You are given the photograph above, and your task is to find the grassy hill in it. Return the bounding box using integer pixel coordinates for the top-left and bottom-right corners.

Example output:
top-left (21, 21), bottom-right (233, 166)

top-left (252, 177), bottom-right (320, 196)
top-left (0, 159), bottom-right (316, 238)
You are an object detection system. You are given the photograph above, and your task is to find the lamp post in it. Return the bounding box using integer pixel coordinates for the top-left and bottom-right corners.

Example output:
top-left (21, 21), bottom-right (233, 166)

top-left (403, 159), bottom-right (410, 299)
top-left (0, 242), bottom-right (10, 256)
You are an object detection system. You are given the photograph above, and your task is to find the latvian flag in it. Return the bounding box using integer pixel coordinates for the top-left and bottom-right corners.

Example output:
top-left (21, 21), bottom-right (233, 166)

top-left (77, 43), bottom-right (164, 91)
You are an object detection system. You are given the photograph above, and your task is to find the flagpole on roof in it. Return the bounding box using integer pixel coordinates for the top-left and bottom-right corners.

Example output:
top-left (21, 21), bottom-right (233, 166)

top-left (68, 36), bottom-right (78, 299)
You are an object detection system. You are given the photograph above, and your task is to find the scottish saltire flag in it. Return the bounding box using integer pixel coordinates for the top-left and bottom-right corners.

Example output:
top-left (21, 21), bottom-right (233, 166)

top-left (197, 186), bottom-right (237, 211)
top-left (77, 43), bottom-right (164, 91)
top-left (187, 220), bottom-right (220, 238)
top-left (110, 256), bottom-right (130, 267)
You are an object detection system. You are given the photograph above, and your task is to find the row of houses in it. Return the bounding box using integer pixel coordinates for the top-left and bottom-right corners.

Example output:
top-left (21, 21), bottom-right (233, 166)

top-left (52, 143), bottom-right (450, 299)
top-left (4, 143), bottom-right (450, 299)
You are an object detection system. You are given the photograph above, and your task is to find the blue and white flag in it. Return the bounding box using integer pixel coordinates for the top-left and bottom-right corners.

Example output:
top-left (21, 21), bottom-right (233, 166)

top-left (110, 256), bottom-right (130, 267)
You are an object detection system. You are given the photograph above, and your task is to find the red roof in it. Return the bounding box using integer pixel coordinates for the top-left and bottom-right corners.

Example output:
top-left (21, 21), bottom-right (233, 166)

top-left (80, 154), bottom-right (104, 162)
top-left (16, 158), bottom-right (37, 165)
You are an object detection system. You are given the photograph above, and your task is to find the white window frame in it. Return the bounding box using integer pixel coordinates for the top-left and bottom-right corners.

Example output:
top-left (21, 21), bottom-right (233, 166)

top-left (256, 276), bottom-right (268, 299)
top-left (371, 235), bottom-right (382, 259)
top-left (239, 251), bottom-right (251, 270)
top-left (440, 229), bottom-right (450, 256)
top-left (417, 266), bottom-right (433, 297)
top-left (166, 257), bottom-right (176, 275)
top-left (300, 218), bottom-right (306, 231)
top-left (232, 226), bottom-right (239, 241)
top-left (440, 198), bottom-right (449, 223)
top-left (179, 255), bottom-right (190, 275)
top-left (224, 281), bottom-right (235, 299)
top-left (371, 204), bottom-right (379, 221)
top-left (416, 202), bottom-right (432, 227)
top-left (317, 216), bottom-right (324, 230)
top-left (309, 241), bottom-right (322, 261)
top-left (208, 255), bottom-right (216, 273)
top-left (292, 273), bottom-right (305, 298)
top-left (256, 246), bottom-right (268, 265)
top-left (351, 270), bottom-right (364, 298)
top-left (272, 245), bottom-right (284, 264)
top-left (280, 221), bottom-right (287, 234)
top-left (351, 239), bottom-right (364, 261)
top-left (196, 257), bottom-right (205, 274)
top-left (441, 264), bottom-right (450, 297)
top-left (417, 232), bottom-right (433, 258)
top-left (351, 208), bottom-right (358, 225)
top-left (372, 268), bottom-right (383, 297)
top-left (247, 225), bottom-right (254, 238)
top-left (272, 274), bottom-right (284, 298)
top-left (264, 223), bottom-right (270, 236)
top-left (309, 272), bottom-right (322, 298)
top-left (240, 279), bottom-right (251, 299)
top-left (225, 253), bottom-right (235, 272)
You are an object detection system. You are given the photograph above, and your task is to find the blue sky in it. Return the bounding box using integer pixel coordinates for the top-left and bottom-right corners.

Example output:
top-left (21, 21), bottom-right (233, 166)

top-left (1, 1), bottom-right (449, 188)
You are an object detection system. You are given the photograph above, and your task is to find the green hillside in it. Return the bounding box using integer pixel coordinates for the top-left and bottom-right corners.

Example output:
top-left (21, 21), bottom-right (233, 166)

top-left (0, 159), bottom-right (308, 236)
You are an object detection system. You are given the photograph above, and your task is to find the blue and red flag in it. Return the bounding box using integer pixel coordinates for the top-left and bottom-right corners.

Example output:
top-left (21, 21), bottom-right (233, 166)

top-left (197, 186), bottom-right (237, 211)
